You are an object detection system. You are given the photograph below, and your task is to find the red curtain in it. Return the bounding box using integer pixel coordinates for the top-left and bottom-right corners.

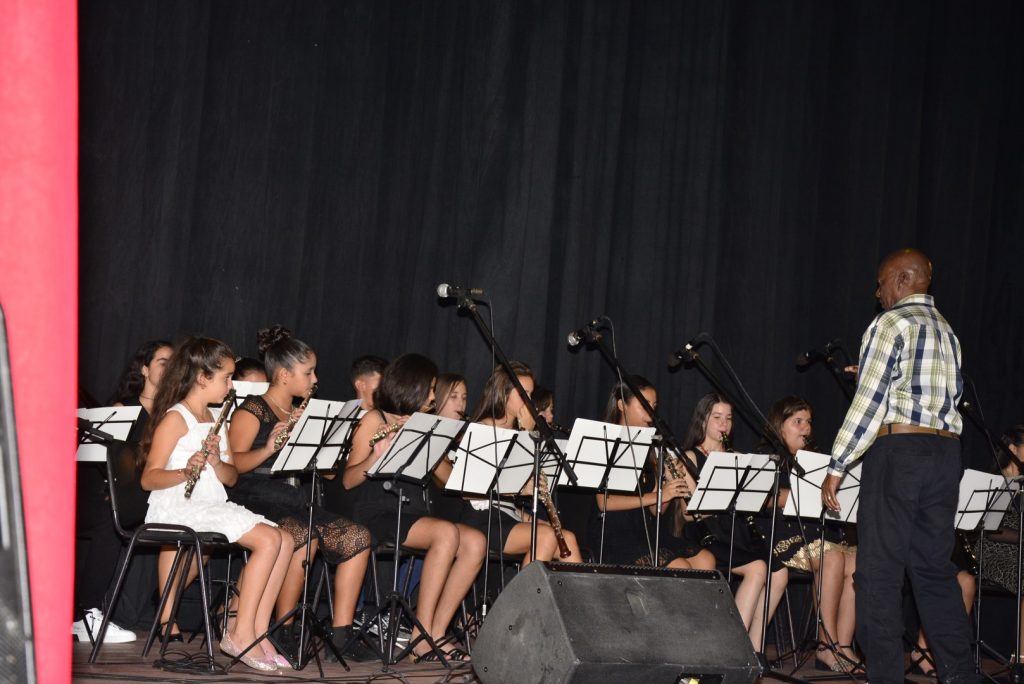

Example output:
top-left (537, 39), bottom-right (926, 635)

top-left (0, 0), bottom-right (78, 682)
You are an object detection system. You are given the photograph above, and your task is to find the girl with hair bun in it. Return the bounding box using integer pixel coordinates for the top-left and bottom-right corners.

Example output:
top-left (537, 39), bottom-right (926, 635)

top-left (227, 325), bottom-right (374, 663)
top-left (140, 337), bottom-right (292, 672)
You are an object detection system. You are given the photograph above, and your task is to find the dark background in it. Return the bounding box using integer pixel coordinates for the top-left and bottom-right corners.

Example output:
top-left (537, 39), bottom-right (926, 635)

top-left (79, 0), bottom-right (1023, 471)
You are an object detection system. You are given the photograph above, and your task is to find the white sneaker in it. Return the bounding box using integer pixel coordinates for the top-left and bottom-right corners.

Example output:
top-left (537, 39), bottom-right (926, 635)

top-left (71, 608), bottom-right (137, 643)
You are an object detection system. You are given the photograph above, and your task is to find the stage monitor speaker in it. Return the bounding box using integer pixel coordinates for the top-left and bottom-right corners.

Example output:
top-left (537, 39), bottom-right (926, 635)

top-left (473, 562), bottom-right (758, 684)
top-left (0, 305), bottom-right (35, 683)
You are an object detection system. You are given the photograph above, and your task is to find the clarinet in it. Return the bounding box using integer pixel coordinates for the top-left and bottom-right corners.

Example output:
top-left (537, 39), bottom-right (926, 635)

top-left (668, 446), bottom-right (717, 547)
top-left (536, 469), bottom-right (572, 558)
top-left (272, 383), bottom-right (317, 451)
top-left (184, 389), bottom-right (236, 499)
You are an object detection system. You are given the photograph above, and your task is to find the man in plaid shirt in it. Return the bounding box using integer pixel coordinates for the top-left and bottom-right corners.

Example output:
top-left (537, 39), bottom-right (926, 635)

top-left (821, 249), bottom-right (978, 684)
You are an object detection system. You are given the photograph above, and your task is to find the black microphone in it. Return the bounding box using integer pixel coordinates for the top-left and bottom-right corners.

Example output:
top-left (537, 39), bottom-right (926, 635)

top-left (436, 283), bottom-right (486, 299)
top-left (667, 333), bottom-right (710, 368)
top-left (795, 339), bottom-right (840, 368)
top-left (566, 317), bottom-right (604, 347)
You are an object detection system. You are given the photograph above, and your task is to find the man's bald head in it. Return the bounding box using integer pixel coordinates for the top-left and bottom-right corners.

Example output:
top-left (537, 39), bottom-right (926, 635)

top-left (876, 248), bottom-right (932, 310)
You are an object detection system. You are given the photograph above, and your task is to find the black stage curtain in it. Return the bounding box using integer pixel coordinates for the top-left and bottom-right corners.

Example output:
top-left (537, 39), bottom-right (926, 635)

top-left (80, 0), bottom-right (1023, 469)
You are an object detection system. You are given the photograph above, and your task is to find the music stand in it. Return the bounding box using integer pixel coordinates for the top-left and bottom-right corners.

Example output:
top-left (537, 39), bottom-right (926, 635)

top-left (363, 412), bottom-right (466, 670)
top-left (962, 472), bottom-right (1020, 680)
top-left (445, 423), bottom-right (534, 605)
top-left (687, 451), bottom-right (777, 578)
top-left (549, 418), bottom-right (653, 563)
top-left (778, 450), bottom-right (863, 675)
top-left (76, 407), bottom-right (142, 462)
top-left (223, 399), bottom-right (361, 675)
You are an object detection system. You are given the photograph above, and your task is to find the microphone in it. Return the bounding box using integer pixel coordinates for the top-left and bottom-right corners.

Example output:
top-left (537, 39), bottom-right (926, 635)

top-left (795, 339), bottom-right (840, 368)
top-left (667, 333), bottom-right (710, 368)
top-left (436, 283), bottom-right (486, 299)
top-left (566, 317), bottom-right (604, 347)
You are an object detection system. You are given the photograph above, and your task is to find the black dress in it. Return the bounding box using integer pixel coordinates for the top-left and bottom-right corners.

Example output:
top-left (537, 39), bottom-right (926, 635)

top-left (228, 396), bottom-right (370, 563)
top-left (346, 409), bottom-right (431, 546)
top-left (683, 447), bottom-right (780, 572)
top-left (586, 453), bottom-right (703, 566)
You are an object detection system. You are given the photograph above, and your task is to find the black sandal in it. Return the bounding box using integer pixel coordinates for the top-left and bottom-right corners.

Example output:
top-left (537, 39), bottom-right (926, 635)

top-left (415, 646), bottom-right (471, 663)
top-left (157, 622), bottom-right (183, 643)
top-left (909, 646), bottom-right (937, 678)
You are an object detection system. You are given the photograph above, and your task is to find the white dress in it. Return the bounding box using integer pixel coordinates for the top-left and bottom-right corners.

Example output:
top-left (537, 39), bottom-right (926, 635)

top-left (145, 404), bottom-right (274, 542)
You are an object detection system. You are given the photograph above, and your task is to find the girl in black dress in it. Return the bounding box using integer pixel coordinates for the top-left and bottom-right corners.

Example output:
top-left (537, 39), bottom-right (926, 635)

top-left (586, 377), bottom-right (715, 570)
top-left (436, 363), bottom-right (583, 564)
top-left (228, 326), bottom-right (373, 662)
top-left (678, 393), bottom-right (788, 649)
top-left (343, 353), bottom-right (485, 661)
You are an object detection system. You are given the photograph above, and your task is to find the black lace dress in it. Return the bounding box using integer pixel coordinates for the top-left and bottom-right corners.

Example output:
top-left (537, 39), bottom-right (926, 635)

top-left (228, 396), bottom-right (370, 563)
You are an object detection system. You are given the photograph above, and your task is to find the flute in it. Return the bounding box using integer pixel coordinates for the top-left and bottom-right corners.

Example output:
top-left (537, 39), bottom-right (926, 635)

top-left (184, 389), bottom-right (236, 499)
top-left (272, 383), bottom-right (317, 451)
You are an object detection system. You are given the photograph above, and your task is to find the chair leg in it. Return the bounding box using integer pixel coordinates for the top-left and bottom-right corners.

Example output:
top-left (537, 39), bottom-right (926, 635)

top-left (193, 539), bottom-right (218, 669)
top-left (145, 545), bottom-right (191, 657)
top-left (88, 535), bottom-right (142, 663)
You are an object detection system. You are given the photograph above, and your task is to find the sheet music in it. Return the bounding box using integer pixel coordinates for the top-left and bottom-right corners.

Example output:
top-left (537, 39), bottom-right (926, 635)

top-left (231, 381), bottom-right (270, 398)
top-left (956, 469), bottom-right (1019, 531)
top-left (271, 398), bottom-right (362, 472)
top-left (446, 423), bottom-right (535, 495)
top-left (366, 412), bottom-right (466, 483)
top-left (549, 418), bottom-right (654, 492)
top-left (76, 406), bottom-right (142, 462)
top-left (783, 449), bottom-right (862, 522)
top-left (688, 451), bottom-right (777, 513)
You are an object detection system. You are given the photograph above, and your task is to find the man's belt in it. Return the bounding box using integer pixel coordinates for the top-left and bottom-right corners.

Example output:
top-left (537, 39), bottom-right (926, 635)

top-left (878, 423), bottom-right (959, 440)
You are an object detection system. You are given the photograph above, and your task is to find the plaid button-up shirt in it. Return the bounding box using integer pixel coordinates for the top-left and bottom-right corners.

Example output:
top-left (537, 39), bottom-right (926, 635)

top-left (829, 293), bottom-right (963, 475)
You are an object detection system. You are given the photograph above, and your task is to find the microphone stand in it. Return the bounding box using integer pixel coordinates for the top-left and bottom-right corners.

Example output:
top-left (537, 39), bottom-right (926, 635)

top-left (574, 325), bottom-right (700, 563)
top-left (450, 294), bottom-right (578, 562)
top-left (676, 335), bottom-right (807, 684)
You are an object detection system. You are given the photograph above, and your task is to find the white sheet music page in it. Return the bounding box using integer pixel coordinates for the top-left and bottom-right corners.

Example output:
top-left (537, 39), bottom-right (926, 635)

top-left (688, 452), bottom-right (776, 513)
top-left (956, 469), bottom-right (1017, 531)
top-left (446, 423), bottom-right (534, 495)
top-left (366, 412), bottom-right (466, 481)
top-left (271, 398), bottom-right (351, 472)
top-left (553, 418), bottom-right (655, 492)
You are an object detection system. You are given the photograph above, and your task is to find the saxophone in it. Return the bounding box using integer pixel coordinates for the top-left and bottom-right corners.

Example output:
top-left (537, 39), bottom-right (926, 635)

top-left (273, 383), bottom-right (317, 451)
top-left (184, 389), bottom-right (236, 499)
top-left (536, 469), bottom-right (572, 558)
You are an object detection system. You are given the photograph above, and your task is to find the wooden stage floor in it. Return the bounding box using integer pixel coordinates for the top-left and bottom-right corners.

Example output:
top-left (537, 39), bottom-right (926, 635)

top-left (72, 638), bottom-right (1013, 684)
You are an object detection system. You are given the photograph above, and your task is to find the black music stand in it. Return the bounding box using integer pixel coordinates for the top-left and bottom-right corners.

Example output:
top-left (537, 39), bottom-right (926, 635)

top-left (552, 418), bottom-right (653, 564)
top-left (775, 450), bottom-right (863, 677)
top-left (446, 422), bottom-right (534, 607)
top-left (76, 407), bottom-right (142, 462)
top-left (223, 399), bottom-right (361, 675)
top-left (687, 451), bottom-right (777, 579)
top-left (362, 412), bottom-right (466, 670)
top-left (964, 473), bottom-right (1020, 682)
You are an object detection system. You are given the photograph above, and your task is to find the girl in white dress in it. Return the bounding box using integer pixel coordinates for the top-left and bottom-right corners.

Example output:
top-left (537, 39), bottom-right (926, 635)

top-left (140, 337), bottom-right (292, 672)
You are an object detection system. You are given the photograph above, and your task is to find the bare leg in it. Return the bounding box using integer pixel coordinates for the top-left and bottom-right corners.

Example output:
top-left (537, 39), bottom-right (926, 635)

top-left (254, 528), bottom-right (293, 659)
top-left (731, 560), bottom-right (768, 635)
top-left (748, 567), bottom-right (788, 650)
top-left (229, 523), bottom-right (285, 658)
top-left (838, 551), bottom-right (859, 666)
top-left (429, 524), bottom-right (486, 643)
top-left (332, 548), bottom-right (370, 627)
top-left (688, 549), bottom-right (717, 570)
top-left (400, 517), bottom-right (459, 656)
top-left (276, 539), bottom-right (317, 622)
top-left (156, 547), bottom-right (203, 632)
top-left (814, 549), bottom-right (845, 668)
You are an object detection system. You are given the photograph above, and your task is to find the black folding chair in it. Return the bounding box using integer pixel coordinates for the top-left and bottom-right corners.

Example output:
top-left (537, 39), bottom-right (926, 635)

top-left (88, 441), bottom-right (242, 671)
